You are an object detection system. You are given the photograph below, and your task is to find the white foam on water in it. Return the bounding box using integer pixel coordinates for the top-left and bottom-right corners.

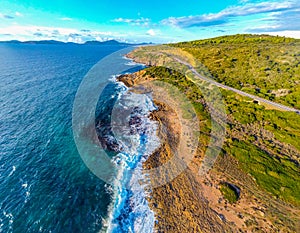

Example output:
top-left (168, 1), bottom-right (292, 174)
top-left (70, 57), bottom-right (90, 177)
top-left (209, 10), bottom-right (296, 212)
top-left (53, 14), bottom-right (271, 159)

top-left (122, 56), bottom-right (146, 68)
top-left (2, 211), bottom-right (14, 230)
top-left (20, 181), bottom-right (31, 203)
top-left (8, 166), bottom-right (16, 177)
top-left (101, 86), bottom-right (160, 233)
top-left (125, 61), bottom-right (138, 66)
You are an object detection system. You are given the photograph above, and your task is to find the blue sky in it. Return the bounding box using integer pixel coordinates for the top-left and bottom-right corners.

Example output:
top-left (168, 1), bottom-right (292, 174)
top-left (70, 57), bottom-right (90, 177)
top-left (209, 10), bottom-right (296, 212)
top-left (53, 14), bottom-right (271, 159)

top-left (0, 0), bottom-right (299, 43)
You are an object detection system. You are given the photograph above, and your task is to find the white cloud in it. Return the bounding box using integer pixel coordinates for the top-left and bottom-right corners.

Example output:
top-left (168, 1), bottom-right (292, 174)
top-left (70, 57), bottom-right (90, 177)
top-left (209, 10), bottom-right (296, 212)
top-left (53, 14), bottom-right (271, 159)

top-left (59, 17), bottom-right (73, 21)
top-left (0, 25), bottom-right (127, 43)
top-left (67, 36), bottom-right (83, 43)
top-left (147, 29), bottom-right (156, 36)
top-left (259, 30), bottom-right (300, 39)
top-left (112, 17), bottom-right (150, 26)
top-left (161, 0), bottom-right (298, 28)
top-left (15, 12), bottom-right (23, 17)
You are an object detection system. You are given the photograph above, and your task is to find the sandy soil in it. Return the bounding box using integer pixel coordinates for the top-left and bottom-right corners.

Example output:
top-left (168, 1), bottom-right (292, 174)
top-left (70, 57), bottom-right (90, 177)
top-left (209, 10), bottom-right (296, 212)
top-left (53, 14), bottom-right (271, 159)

top-left (117, 71), bottom-right (300, 233)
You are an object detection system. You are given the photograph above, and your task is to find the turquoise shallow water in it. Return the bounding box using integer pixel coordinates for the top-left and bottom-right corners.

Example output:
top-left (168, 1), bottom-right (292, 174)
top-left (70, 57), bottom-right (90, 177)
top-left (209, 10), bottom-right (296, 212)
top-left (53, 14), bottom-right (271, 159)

top-left (0, 43), bottom-right (148, 232)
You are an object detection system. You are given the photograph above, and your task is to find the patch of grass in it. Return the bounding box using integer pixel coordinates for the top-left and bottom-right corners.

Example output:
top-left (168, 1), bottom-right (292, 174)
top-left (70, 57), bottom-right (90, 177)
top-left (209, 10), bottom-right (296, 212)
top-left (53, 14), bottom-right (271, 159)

top-left (227, 140), bottom-right (300, 206)
top-left (171, 34), bottom-right (300, 109)
top-left (223, 89), bottom-right (300, 151)
top-left (220, 183), bottom-right (240, 204)
top-left (141, 65), bottom-right (300, 207)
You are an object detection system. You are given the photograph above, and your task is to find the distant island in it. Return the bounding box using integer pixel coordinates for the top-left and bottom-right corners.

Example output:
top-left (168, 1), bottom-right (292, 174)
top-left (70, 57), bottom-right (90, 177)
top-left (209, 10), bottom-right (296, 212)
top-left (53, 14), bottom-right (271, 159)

top-left (0, 39), bottom-right (152, 46)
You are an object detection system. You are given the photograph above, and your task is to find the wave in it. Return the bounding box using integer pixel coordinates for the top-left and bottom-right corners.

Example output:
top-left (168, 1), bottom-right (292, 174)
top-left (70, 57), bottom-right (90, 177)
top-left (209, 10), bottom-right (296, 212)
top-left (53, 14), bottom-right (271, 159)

top-left (122, 56), bottom-right (146, 67)
top-left (100, 82), bottom-right (160, 233)
top-left (124, 61), bottom-right (140, 67)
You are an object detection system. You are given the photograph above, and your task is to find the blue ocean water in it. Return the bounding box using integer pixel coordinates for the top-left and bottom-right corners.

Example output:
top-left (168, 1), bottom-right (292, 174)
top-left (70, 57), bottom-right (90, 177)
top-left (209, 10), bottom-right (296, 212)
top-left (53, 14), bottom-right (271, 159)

top-left (0, 43), bottom-right (156, 232)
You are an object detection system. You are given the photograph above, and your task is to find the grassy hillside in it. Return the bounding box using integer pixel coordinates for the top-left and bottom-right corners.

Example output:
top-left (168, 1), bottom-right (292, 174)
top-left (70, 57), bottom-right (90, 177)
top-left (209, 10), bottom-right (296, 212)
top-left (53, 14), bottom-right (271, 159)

top-left (127, 35), bottom-right (300, 230)
top-left (170, 34), bottom-right (300, 108)
top-left (142, 66), bottom-right (300, 206)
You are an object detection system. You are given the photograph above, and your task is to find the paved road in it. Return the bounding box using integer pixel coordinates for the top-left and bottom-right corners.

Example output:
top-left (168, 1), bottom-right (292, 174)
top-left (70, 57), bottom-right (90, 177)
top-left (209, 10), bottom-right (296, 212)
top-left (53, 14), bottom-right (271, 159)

top-left (173, 57), bottom-right (300, 113)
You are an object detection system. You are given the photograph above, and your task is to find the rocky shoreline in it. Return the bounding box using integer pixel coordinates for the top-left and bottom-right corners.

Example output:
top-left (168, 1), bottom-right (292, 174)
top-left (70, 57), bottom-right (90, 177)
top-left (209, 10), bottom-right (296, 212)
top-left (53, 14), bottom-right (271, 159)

top-left (114, 46), bottom-right (300, 233)
top-left (117, 72), bottom-right (234, 232)
top-left (117, 67), bottom-right (294, 232)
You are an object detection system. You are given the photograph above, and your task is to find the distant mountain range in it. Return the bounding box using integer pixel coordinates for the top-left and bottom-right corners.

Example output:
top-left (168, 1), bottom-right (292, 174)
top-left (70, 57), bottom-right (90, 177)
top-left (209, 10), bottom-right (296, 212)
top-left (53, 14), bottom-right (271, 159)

top-left (0, 39), bottom-right (152, 46)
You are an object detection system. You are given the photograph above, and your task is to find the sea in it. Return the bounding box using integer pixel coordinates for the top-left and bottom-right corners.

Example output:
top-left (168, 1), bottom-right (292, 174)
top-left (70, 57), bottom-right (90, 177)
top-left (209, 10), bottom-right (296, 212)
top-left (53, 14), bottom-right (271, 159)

top-left (0, 43), bottom-right (159, 233)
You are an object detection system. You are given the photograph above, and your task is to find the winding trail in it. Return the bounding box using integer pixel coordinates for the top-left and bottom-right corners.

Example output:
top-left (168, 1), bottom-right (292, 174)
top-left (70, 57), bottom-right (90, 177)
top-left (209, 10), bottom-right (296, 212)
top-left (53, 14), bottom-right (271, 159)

top-left (173, 57), bottom-right (300, 113)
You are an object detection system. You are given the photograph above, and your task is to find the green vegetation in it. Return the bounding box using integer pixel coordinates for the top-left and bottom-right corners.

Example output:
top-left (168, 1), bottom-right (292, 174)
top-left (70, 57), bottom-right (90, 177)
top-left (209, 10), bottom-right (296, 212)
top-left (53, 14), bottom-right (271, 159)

top-left (127, 36), bottom-right (300, 231)
top-left (224, 89), bottom-right (300, 151)
top-left (144, 66), bottom-right (203, 101)
top-left (226, 140), bottom-right (300, 206)
top-left (141, 65), bottom-right (300, 207)
top-left (220, 182), bottom-right (239, 204)
top-left (170, 34), bottom-right (300, 108)
top-left (143, 66), bottom-right (210, 129)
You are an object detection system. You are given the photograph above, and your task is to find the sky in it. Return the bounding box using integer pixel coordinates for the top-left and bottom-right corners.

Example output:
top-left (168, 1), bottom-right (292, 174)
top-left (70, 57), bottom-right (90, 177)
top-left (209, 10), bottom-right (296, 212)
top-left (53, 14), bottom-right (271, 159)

top-left (0, 0), bottom-right (299, 43)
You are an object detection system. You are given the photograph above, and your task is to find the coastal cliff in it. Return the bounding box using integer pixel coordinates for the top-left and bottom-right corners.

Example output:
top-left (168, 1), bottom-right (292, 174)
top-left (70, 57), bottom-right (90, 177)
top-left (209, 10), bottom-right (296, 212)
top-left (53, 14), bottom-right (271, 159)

top-left (117, 61), bottom-right (300, 232)
top-left (118, 72), bottom-right (234, 232)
